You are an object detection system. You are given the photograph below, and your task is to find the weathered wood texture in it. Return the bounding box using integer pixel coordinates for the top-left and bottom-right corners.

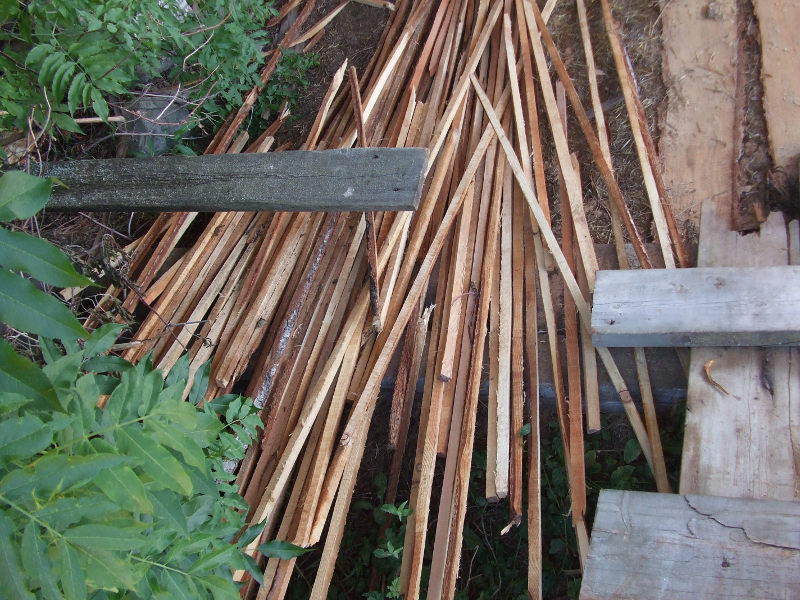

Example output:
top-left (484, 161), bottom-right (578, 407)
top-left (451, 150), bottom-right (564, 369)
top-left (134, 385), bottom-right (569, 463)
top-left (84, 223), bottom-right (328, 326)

top-left (662, 0), bottom-right (800, 502)
top-left (752, 0), bottom-right (800, 173)
top-left (659, 0), bottom-right (736, 229)
top-left (580, 489), bottom-right (800, 600)
top-left (44, 148), bottom-right (427, 212)
top-left (591, 266), bottom-right (800, 347)
top-left (680, 211), bottom-right (800, 501)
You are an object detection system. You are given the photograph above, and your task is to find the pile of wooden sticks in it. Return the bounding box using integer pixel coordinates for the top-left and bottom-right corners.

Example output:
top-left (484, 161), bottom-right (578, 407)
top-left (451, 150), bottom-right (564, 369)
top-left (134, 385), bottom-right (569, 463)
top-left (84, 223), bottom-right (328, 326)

top-left (91, 0), bottom-right (688, 597)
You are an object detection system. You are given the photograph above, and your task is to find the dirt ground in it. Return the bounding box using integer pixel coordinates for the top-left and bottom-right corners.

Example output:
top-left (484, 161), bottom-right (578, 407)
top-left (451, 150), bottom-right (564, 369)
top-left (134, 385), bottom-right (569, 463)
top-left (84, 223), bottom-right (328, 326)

top-left (271, 0), bottom-right (390, 149)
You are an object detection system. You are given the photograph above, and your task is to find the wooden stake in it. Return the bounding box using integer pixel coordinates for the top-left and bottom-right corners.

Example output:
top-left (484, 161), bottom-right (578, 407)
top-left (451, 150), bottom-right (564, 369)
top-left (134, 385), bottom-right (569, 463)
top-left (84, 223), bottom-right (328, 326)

top-left (438, 137), bottom-right (504, 600)
top-left (304, 60), bottom-right (348, 150)
top-left (523, 0), bottom-right (653, 270)
top-left (471, 74), bottom-right (657, 473)
top-left (426, 1), bottom-right (502, 175)
top-left (526, 32), bottom-right (599, 290)
top-left (289, 0), bottom-right (350, 48)
top-left (599, 0), bottom-right (689, 268)
top-left (524, 216), bottom-right (542, 600)
top-left (494, 159), bottom-right (513, 501)
top-left (597, 0), bottom-right (674, 269)
top-left (564, 154), bottom-right (587, 531)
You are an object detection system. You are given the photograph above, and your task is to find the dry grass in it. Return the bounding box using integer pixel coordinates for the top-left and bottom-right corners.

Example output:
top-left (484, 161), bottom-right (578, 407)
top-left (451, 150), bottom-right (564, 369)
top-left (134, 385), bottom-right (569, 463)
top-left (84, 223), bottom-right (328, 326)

top-left (542, 0), bottom-right (667, 245)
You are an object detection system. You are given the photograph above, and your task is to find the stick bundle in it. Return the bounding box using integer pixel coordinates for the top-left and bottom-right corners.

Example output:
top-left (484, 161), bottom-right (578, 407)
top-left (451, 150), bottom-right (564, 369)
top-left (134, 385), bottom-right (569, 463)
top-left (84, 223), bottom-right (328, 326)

top-left (95, 0), bottom-right (685, 597)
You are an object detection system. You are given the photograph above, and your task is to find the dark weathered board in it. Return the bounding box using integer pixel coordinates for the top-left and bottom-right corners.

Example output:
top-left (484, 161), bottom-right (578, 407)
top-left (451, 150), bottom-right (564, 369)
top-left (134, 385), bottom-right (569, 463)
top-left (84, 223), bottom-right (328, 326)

top-left (580, 490), bottom-right (800, 600)
top-left (44, 148), bottom-right (427, 213)
top-left (591, 265), bottom-right (800, 347)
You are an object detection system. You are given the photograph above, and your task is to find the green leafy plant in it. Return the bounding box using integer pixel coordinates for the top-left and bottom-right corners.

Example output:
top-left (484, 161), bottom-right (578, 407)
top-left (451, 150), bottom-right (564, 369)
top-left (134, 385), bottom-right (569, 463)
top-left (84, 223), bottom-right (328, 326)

top-left (256, 49), bottom-right (320, 125)
top-left (365, 501), bottom-right (412, 600)
top-left (0, 329), bottom-right (265, 598)
top-left (0, 1), bottom-right (282, 141)
top-left (0, 170), bottom-right (271, 598)
top-left (0, 171), bottom-right (91, 343)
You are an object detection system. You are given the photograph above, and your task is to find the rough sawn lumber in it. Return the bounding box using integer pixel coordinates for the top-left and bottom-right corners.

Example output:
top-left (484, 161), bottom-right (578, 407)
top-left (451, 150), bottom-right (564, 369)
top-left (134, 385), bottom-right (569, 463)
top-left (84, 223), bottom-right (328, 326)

top-left (591, 265), bottom-right (800, 347)
top-left (44, 148), bottom-right (426, 213)
top-left (580, 489), bottom-right (800, 600)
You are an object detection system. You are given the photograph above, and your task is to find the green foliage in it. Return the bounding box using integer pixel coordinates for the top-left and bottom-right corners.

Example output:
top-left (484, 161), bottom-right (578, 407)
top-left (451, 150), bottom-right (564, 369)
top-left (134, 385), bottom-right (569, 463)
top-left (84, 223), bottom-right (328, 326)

top-left (0, 0), bottom-right (283, 139)
top-left (0, 171), bottom-right (91, 342)
top-left (255, 49), bottom-right (320, 125)
top-left (0, 172), bottom-right (270, 597)
top-left (258, 540), bottom-right (313, 561)
top-left (362, 499), bottom-right (411, 600)
top-left (0, 331), bottom-right (265, 598)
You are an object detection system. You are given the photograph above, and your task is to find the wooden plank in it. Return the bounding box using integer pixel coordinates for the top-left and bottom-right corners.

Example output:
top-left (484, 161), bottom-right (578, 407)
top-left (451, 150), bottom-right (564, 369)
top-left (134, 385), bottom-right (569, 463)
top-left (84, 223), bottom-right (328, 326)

top-left (681, 210), bottom-right (800, 501)
top-left (752, 0), bottom-right (800, 173)
top-left (44, 148), bottom-right (426, 212)
top-left (580, 490), bottom-right (800, 600)
top-left (591, 266), bottom-right (800, 347)
top-left (659, 0), bottom-right (737, 229)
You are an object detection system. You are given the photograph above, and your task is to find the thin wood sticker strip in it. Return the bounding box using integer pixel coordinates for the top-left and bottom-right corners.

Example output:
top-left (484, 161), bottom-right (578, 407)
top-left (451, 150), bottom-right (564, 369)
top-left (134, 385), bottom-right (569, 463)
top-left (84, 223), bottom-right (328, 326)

top-left (470, 74), bottom-right (656, 473)
top-left (523, 0), bottom-right (653, 270)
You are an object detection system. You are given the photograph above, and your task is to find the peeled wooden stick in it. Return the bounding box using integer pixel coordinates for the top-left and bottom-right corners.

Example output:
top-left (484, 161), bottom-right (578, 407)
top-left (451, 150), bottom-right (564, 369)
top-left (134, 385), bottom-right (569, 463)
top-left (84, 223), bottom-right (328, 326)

top-left (486, 211), bottom-right (502, 504)
top-left (389, 305), bottom-right (420, 450)
top-left (256, 404), bottom-right (327, 600)
top-left (427, 144), bottom-right (503, 600)
top-left (227, 130), bottom-right (250, 154)
top-left (438, 153), bottom-right (475, 382)
top-left (349, 66), bottom-right (368, 146)
top-left (310, 79), bottom-right (500, 598)
top-left (502, 11), bottom-right (572, 513)
top-left (124, 211), bottom-right (224, 361)
top-left (526, 23), bottom-right (599, 291)
top-left (426, 0), bottom-right (503, 174)
top-left (293, 320), bottom-right (362, 548)
top-left (304, 59), bottom-right (348, 150)
top-left (571, 1), bottom-right (671, 485)
top-left (349, 64), bottom-right (384, 332)
top-left (597, 0), bottom-right (673, 268)
top-left (214, 215), bottom-right (312, 390)
top-left (598, 0), bottom-right (688, 268)
top-left (634, 347), bottom-right (673, 493)
top-left (313, 113), bottom-right (503, 600)
top-left (120, 212), bottom-right (198, 326)
top-left (471, 74), bottom-right (656, 472)
top-left (309, 215), bottom-right (413, 544)
top-left (524, 216), bottom-right (542, 600)
top-left (503, 13), bottom-right (527, 524)
top-left (493, 165), bottom-right (513, 501)
top-left (289, 0), bottom-right (350, 48)
top-left (387, 303), bottom-right (431, 495)
top-left (338, 101), bottom-right (502, 457)
top-left (513, 0), bottom-right (550, 221)
top-left (237, 294), bottom-right (369, 575)
top-left (565, 154), bottom-right (588, 550)
top-left (438, 143), bottom-right (504, 600)
top-left (523, 0), bottom-right (652, 270)
top-left (575, 0), bottom-right (624, 262)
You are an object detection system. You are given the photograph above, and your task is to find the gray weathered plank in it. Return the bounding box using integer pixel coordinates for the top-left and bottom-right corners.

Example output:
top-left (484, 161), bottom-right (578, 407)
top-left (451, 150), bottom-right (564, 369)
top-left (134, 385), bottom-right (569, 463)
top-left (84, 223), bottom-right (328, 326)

top-left (680, 209), bottom-right (800, 502)
top-left (591, 265), bottom-right (800, 347)
top-left (44, 148), bottom-right (427, 213)
top-left (580, 489), bottom-right (800, 600)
